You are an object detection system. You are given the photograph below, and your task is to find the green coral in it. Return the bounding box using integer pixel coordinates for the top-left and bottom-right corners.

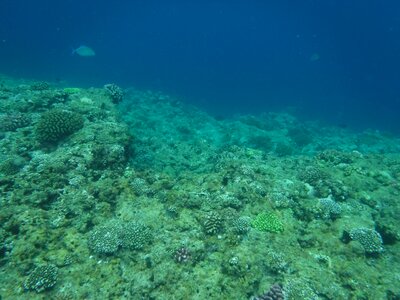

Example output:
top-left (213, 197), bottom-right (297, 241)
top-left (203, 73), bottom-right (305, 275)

top-left (35, 109), bottom-right (84, 143)
top-left (63, 87), bottom-right (81, 94)
top-left (252, 212), bottom-right (284, 233)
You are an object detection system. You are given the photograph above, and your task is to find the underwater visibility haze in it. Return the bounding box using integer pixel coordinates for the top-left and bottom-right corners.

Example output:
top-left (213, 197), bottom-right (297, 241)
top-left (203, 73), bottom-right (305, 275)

top-left (1, 0), bottom-right (400, 132)
top-left (0, 1), bottom-right (400, 299)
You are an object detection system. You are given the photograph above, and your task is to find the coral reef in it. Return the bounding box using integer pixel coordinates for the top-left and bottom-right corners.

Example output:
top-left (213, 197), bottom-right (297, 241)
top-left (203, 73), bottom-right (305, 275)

top-left (120, 221), bottom-right (152, 250)
top-left (318, 197), bottom-right (341, 220)
top-left (252, 212), bottom-right (284, 233)
top-left (349, 227), bottom-right (384, 254)
top-left (35, 109), bottom-right (84, 144)
top-left (0, 113), bottom-right (31, 131)
top-left (0, 75), bottom-right (399, 299)
top-left (88, 220), bottom-right (152, 254)
top-left (0, 156), bottom-right (25, 175)
top-left (232, 216), bottom-right (251, 235)
top-left (23, 264), bottom-right (58, 293)
top-left (104, 83), bottom-right (124, 104)
top-left (203, 211), bottom-right (223, 234)
top-left (174, 247), bottom-right (191, 263)
top-left (88, 222), bottom-right (123, 255)
top-left (298, 165), bottom-right (328, 186)
top-left (252, 283), bottom-right (284, 300)
top-left (30, 81), bottom-right (50, 91)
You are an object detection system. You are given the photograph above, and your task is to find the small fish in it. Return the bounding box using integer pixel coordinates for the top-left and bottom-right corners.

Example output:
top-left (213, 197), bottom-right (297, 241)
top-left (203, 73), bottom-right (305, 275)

top-left (72, 45), bottom-right (96, 57)
top-left (310, 52), bottom-right (320, 62)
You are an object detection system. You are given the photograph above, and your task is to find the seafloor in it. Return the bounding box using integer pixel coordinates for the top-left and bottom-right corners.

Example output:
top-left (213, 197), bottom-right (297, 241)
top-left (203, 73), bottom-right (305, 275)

top-left (0, 74), bottom-right (399, 300)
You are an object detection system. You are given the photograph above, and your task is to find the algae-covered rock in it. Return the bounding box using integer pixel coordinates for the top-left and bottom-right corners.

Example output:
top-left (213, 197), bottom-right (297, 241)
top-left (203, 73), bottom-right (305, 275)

top-left (375, 216), bottom-right (399, 244)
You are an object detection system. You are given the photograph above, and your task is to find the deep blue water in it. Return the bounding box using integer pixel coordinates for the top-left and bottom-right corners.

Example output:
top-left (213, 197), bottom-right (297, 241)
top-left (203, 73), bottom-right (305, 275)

top-left (1, 1), bottom-right (399, 133)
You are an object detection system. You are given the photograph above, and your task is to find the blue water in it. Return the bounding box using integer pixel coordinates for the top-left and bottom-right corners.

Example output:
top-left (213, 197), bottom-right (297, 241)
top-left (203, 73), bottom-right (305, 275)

top-left (1, 1), bottom-right (399, 132)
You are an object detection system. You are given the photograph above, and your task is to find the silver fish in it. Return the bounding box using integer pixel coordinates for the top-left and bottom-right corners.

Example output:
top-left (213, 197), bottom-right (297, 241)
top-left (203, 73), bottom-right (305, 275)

top-left (72, 45), bottom-right (96, 57)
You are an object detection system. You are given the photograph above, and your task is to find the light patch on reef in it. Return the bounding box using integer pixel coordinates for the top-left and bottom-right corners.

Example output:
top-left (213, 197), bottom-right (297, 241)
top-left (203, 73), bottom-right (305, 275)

top-left (80, 97), bottom-right (94, 104)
